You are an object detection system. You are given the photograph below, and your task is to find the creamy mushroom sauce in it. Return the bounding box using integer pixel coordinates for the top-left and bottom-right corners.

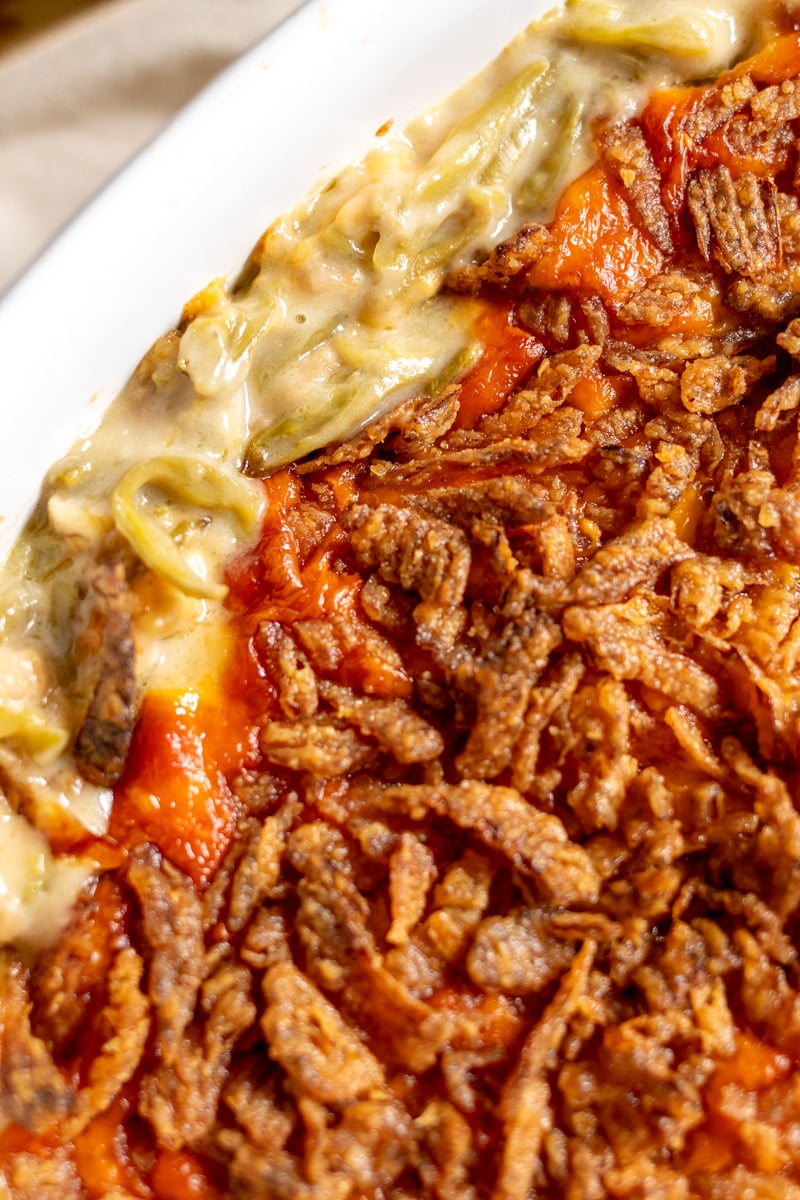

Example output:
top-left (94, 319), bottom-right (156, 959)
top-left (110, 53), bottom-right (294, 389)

top-left (0, 0), bottom-right (778, 947)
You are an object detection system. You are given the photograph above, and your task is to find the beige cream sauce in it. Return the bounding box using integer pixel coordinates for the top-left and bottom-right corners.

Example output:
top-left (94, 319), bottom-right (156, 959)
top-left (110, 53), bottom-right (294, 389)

top-left (0, 0), bottom-right (773, 947)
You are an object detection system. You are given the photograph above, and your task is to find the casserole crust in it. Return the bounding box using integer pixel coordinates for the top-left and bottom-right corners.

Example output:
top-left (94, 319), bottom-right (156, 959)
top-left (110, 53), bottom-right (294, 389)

top-left (4, 4), bottom-right (800, 1197)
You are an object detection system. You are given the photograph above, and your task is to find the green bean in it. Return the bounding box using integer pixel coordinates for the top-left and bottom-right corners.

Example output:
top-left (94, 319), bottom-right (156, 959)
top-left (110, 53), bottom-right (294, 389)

top-left (318, 220), bottom-right (374, 262)
top-left (563, 0), bottom-right (741, 68)
top-left (243, 337), bottom-right (480, 477)
top-left (402, 190), bottom-right (505, 284)
top-left (179, 298), bottom-right (275, 396)
top-left (257, 313), bottom-right (347, 382)
top-left (415, 61), bottom-right (550, 206)
top-left (113, 456), bottom-right (264, 600)
top-left (479, 77), bottom-right (555, 189)
top-left (244, 354), bottom-right (434, 475)
top-left (373, 60), bottom-right (550, 278)
top-left (427, 342), bottom-right (484, 398)
top-left (516, 96), bottom-right (586, 213)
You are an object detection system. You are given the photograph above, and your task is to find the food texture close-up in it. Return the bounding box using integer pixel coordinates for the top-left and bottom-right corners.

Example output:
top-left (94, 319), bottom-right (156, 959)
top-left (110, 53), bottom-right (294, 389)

top-left (4, 0), bottom-right (800, 1196)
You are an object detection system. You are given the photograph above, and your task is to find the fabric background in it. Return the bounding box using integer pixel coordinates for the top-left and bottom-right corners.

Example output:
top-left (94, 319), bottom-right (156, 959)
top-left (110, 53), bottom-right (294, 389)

top-left (0, 0), bottom-right (306, 293)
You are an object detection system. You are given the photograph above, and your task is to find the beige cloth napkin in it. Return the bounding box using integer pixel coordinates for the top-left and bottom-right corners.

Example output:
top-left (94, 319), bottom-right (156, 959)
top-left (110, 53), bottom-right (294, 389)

top-left (0, 0), bottom-right (305, 293)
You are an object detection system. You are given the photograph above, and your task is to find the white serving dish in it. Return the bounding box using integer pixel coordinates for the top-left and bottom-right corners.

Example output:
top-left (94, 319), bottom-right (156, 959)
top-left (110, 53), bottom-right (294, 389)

top-left (0, 0), bottom-right (545, 560)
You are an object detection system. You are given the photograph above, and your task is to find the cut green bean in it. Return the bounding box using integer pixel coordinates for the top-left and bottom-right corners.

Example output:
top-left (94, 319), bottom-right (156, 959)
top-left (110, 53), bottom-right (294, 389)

top-left (179, 297), bottom-right (275, 396)
top-left (563, 0), bottom-right (743, 69)
top-left (244, 336), bottom-right (480, 477)
top-left (517, 97), bottom-right (586, 213)
top-left (113, 457), bottom-right (264, 600)
top-left (373, 60), bottom-right (550, 279)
